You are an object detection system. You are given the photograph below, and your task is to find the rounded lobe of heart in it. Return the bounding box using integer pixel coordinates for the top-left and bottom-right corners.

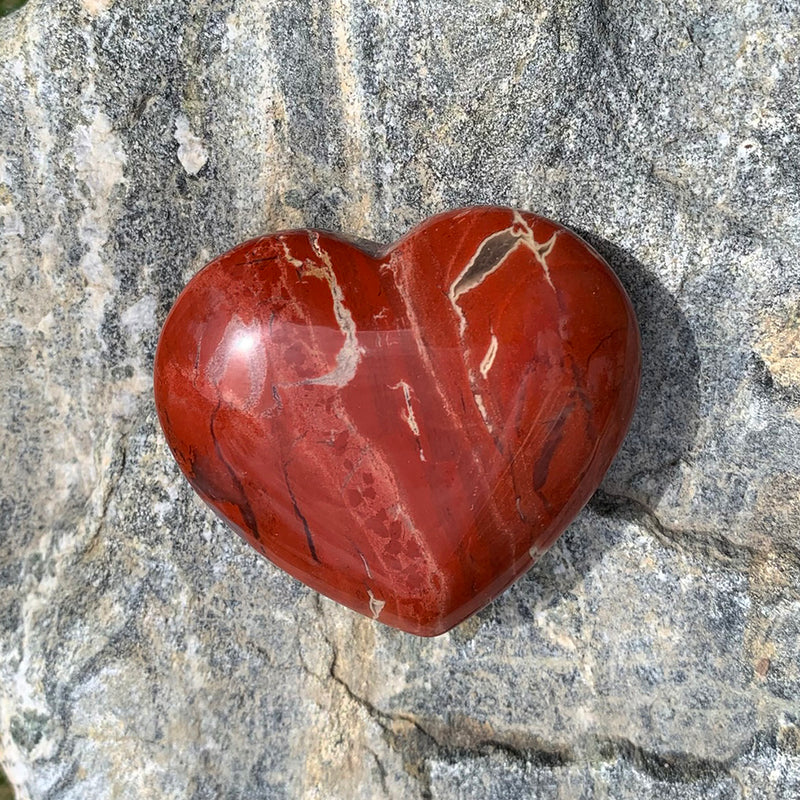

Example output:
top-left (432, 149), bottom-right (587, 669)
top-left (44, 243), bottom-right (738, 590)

top-left (154, 207), bottom-right (641, 636)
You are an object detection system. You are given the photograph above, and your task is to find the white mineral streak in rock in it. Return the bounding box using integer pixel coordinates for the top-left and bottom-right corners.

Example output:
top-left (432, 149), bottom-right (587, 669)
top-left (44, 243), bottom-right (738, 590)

top-left (473, 392), bottom-right (492, 431)
top-left (174, 114), bottom-right (210, 176)
top-left (2, 427), bottom-right (120, 792)
top-left (448, 229), bottom-right (517, 338)
top-left (529, 544), bottom-right (546, 561)
top-left (511, 211), bottom-right (559, 293)
top-left (0, 160), bottom-right (24, 240)
top-left (304, 234), bottom-right (365, 388)
top-left (359, 553), bottom-right (373, 579)
top-left (387, 251), bottom-right (464, 433)
top-left (479, 334), bottom-right (499, 379)
top-left (448, 217), bottom-right (561, 430)
top-left (367, 589), bottom-right (385, 619)
top-left (75, 107), bottom-right (127, 332)
top-left (448, 216), bottom-right (559, 340)
top-left (280, 239), bottom-right (305, 269)
top-left (389, 380), bottom-right (426, 460)
top-left (330, 0), bottom-right (373, 232)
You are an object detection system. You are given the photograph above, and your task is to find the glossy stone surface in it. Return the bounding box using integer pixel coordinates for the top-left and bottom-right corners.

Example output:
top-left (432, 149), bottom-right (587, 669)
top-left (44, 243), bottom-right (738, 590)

top-left (153, 207), bottom-right (640, 635)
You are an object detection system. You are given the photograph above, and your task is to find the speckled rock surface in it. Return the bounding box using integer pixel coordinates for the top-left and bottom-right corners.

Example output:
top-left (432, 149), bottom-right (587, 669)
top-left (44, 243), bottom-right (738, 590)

top-left (1, 1), bottom-right (799, 798)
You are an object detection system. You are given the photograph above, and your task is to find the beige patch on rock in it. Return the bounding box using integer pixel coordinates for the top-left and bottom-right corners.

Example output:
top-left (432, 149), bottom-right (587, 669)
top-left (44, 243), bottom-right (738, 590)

top-left (755, 300), bottom-right (800, 400)
top-left (81, 0), bottom-right (112, 14)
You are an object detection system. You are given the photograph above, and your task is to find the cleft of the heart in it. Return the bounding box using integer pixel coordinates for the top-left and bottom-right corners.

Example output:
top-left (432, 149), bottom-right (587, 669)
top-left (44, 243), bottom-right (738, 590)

top-left (154, 207), bottom-right (641, 636)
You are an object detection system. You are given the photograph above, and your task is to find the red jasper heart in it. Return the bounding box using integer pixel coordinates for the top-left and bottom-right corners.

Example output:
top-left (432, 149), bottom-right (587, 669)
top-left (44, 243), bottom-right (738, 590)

top-left (154, 207), bottom-right (640, 636)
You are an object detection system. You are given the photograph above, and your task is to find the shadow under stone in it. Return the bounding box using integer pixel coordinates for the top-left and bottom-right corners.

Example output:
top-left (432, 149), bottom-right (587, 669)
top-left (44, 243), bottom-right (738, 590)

top-left (581, 232), bottom-right (702, 506)
top-left (465, 230), bottom-right (702, 637)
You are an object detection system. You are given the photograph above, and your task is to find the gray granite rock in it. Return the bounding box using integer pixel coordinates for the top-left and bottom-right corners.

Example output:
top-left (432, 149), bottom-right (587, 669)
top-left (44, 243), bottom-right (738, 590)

top-left (1, 0), bottom-right (799, 797)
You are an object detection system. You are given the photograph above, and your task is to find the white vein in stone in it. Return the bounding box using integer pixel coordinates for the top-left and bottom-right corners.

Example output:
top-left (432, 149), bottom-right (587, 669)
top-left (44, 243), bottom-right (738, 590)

top-left (473, 393), bottom-right (492, 432)
top-left (390, 380), bottom-right (426, 461)
top-left (512, 210), bottom-right (559, 292)
top-left (304, 233), bottom-right (365, 387)
top-left (479, 333), bottom-right (499, 379)
top-left (367, 589), bottom-right (385, 619)
top-left (449, 214), bottom-right (561, 340)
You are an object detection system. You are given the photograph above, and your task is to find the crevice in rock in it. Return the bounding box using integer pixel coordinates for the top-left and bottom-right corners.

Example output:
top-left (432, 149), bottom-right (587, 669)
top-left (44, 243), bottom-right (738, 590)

top-left (323, 644), bottom-right (741, 794)
top-left (366, 745), bottom-right (390, 797)
top-left (594, 736), bottom-right (734, 784)
top-left (97, 429), bottom-right (130, 527)
top-left (590, 488), bottom-right (800, 572)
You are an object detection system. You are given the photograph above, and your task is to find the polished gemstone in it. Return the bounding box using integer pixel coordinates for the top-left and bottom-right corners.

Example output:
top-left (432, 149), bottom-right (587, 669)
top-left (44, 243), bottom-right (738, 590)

top-left (154, 207), bottom-right (641, 636)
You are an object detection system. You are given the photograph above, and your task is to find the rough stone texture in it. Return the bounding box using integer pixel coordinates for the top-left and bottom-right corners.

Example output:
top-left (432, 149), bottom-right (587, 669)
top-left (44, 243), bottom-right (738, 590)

top-left (0, 0), bottom-right (798, 797)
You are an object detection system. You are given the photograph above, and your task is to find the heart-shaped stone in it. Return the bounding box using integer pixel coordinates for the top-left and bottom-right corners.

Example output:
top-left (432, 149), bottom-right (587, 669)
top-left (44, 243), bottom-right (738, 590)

top-left (154, 207), bottom-right (640, 636)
